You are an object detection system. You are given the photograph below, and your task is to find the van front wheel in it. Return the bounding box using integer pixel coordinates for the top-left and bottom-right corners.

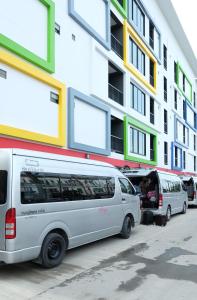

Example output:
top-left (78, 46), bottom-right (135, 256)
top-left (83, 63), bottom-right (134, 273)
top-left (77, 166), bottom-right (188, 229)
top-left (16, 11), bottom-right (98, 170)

top-left (40, 233), bottom-right (66, 268)
top-left (120, 216), bottom-right (133, 239)
top-left (166, 206), bottom-right (171, 221)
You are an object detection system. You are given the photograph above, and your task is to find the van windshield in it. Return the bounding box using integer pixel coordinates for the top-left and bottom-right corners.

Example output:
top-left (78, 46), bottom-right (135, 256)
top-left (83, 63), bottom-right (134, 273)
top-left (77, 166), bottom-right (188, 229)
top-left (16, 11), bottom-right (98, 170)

top-left (0, 171), bottom-right (7, 204)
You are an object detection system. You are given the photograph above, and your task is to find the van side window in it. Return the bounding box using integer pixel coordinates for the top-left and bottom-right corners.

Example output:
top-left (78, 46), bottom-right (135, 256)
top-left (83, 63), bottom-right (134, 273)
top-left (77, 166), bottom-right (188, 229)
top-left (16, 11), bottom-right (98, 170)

top-left (119, 178), bottom-right (134, 195)
top-left (21, 172), bottom-right (115, 204)
top-left (162, 178), bottom-right (181, 193)
top-left (21, 172), bottom-right (47, 204)
top-left (61, 176), bottom-right (115, 200)
top-left (0, 170), bottom-right (7, 204)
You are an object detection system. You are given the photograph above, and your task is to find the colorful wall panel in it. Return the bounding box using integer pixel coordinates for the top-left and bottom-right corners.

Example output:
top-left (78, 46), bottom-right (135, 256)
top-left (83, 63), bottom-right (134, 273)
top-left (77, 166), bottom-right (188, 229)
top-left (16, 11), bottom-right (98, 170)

top-left (0, 50), bottom-right (65, 146)
top-left (0, 0), bottom-right (55, 73)
top-left (123, 20), bottom-right (157, 94)
top-left (68, 0), bottom-right (110, 50)
top-left (124, 115), bottom-right (158, 165)
top-left (68, 88), bottom-right (111, 155)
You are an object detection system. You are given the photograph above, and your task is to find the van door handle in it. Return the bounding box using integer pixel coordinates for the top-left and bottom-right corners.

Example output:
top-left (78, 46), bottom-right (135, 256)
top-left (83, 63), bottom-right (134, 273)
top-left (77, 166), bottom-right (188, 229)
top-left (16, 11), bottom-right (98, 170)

top-left (122, 198), bottom-right (126, 202)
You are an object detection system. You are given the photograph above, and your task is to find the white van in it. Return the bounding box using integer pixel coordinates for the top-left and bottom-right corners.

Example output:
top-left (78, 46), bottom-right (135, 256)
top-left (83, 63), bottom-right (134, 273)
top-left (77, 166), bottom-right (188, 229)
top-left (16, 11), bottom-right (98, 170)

top-left (179, 176), bottom-right (197, 206)
top-left (123, 168), bottom-right (188, 221)
top-left (0, 149), bottom-right (141, 268)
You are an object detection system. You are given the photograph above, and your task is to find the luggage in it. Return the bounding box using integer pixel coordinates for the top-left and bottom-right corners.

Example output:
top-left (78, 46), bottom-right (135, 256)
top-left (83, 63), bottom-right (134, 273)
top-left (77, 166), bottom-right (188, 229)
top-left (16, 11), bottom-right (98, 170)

top-left (154, 215), bottom-right (167, 226)
top-left (142, 210), bottom-right (154, 225)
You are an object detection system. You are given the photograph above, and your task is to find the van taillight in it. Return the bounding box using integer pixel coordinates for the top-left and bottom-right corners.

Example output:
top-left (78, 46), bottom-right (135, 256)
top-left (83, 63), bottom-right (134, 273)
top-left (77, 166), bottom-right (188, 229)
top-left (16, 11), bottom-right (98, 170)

top-left (159, 194), bottom-right (163, 207)
top-left (5, 208), bottom-right (16, 239)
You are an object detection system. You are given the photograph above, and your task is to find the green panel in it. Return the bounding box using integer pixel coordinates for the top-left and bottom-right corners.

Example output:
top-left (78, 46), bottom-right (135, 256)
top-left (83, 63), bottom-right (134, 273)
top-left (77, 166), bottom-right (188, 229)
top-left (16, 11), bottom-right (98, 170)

top-left (0, 0), bottom-right (55, 73)
top-left (177, 62), bottom-right (192, 103)
top-left (111, 0), bottom-right (127, 18)
top-left (124, 115), bottom-right (158, 166)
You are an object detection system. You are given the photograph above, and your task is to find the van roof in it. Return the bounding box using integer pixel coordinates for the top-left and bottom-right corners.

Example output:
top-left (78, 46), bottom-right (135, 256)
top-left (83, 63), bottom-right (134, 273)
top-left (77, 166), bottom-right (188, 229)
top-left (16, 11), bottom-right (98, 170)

top-left (0, 148), bottom-right (116, 169)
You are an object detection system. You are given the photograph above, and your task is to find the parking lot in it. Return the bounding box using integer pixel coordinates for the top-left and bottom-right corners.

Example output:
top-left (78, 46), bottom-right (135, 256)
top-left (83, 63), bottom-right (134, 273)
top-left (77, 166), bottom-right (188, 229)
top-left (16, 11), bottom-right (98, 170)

top-left (0, 209), bottom-right (196, 300)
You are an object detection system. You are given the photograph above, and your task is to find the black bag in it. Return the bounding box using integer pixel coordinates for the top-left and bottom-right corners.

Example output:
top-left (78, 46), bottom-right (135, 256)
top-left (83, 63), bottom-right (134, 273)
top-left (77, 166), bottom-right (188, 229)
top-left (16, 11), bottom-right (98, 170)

top-left (154, 215), bottom-right (167, 226)
top-left (142, 211), bottom-right (154, 225)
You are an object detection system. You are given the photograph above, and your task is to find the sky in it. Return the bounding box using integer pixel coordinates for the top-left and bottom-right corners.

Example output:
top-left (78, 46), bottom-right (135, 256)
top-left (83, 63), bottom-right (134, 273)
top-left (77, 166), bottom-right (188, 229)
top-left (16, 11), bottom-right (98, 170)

top-left (171, 0), bottom-right (197, 59)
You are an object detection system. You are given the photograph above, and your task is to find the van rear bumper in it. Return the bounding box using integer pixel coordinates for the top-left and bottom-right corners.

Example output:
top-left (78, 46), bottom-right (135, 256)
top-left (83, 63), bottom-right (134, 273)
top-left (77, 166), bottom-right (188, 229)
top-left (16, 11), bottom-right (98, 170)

top-left (0, 246), bottom-right (41, 264)
top-left (142, 208), bottom-right (165, 216)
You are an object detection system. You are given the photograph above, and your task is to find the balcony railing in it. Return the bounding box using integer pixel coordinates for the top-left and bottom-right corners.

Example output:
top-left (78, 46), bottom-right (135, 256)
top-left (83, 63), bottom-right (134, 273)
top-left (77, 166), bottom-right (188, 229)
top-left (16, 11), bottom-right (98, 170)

top-left (150, 112), bottom-right (154, 124)
top-left (150, 149), bottom-right (154, 161)
top-left (111, 34), bottom-right (123, 59)
top-left (111, 135), bottom-right (124, 154)
top-left (149, 36), bottom-right (154, 49)
top-left (108, 83), bottom-right (123, 105)
top-left (150, 75), bottom-right (154, 87)
top-left (164, 90), bottom-right (167, 102)
top-left (164, 58), bottom-right (167, 70)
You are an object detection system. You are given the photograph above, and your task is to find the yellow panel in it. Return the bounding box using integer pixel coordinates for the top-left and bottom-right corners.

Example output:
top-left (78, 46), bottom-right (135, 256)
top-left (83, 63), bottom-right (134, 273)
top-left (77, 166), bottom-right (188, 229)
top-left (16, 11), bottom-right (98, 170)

top-left (0, 50), bottom-right (66, 146)
top-left (123, 20), bottom-right (157, 95)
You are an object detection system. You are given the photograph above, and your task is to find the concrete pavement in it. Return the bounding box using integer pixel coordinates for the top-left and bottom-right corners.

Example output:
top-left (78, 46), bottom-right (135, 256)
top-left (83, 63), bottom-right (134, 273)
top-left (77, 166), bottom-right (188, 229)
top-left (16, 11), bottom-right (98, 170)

top-left (0, 209), bottom-right (197, 300)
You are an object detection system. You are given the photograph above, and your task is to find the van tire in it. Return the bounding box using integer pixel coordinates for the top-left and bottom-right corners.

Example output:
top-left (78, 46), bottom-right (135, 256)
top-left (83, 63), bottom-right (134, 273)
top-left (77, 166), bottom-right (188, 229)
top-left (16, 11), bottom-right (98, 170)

top-left (120, 216), bottom-right (133, 239)
top-left (39, 233), bottom-right (66, 268)
top-left (182, 202), bottom-right (187, 214)
top-left (166, 206), bottom-right (171, 222)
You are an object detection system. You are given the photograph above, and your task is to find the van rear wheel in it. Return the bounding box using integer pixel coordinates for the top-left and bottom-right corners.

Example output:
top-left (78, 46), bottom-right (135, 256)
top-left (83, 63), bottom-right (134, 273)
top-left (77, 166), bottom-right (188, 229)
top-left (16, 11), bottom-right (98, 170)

top-left (40, 233), bottom-right (66, 268)
top-left (120, 216), bottom-right (133, 239)
top-left (166, 206), bottom-right (171, 221)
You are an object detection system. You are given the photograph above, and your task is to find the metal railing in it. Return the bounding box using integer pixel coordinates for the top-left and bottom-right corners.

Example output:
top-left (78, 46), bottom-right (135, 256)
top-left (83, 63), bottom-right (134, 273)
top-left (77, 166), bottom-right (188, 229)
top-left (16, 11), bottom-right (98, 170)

top-left (149, 36), bottom-right (154, 49)
top-left (150, 149), bottom-right (154, 161)
top-left (111, 135), bottom-right (124, 154)
top-left (150, 75), bottom-right (154, 87)
top-left (164, 90), bottom-right (167, 102)
top-left (108, 83), bottom-right (123, 105)
top-left (150, 112), bottom-right (154, 124)
top-left (164, 58), bottom-right (167, 70)
top-left (111, 34), bottom-right (123, 59)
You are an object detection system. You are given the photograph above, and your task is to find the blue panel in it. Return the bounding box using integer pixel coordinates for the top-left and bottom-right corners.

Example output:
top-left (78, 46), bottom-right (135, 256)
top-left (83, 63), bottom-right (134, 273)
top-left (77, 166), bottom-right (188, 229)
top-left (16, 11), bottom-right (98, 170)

top-left (174, 114), bottom-right (189, 149)
top-left (185, 99), bottom-right (197, 132)
top-left (171, 142), bottom-right (183, 171)
top-left (68, 0), bottom-right (111, 50)
top-left (68, 88), bottom-right (111, 156)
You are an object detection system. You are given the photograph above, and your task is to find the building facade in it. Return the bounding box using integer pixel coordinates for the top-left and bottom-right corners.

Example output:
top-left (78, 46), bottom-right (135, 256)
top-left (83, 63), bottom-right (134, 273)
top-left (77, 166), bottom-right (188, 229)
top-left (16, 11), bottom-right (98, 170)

top-left (0, 0), bottom-right (197, 175)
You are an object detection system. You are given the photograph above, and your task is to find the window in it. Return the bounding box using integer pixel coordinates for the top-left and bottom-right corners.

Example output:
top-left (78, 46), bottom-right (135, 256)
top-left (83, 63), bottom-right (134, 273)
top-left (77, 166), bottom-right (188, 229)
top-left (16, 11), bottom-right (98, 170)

top-left (175, 147), bottom-right (178, 167)
top-left (150, 97), bottom-right (154, 124)
top-left (0, 171), bottom-right (7, 204)
top-left (131, 0), bottom-right (145, 36)
top-left (163, 45), bottom-right (167, 70)
top-left (194, 92), bottom-right (196, 108)
top-left (50, 92), bottom-right (59, 104)
top-left (0, 69), bottom-right (7, 79)
top-left (194, 156), bottom-right (196, 172)
top-left (174, 61), bottom-right (177, 83)
top-left (194, 135), bottom-right (197, 151)
top-left (130, 127), bottom-right (146, 156)
top-left (162, 178), bottom-right (181, 193)
top-left (174, 89), bottom-right (177, 110)
top-left (183, 151), bottom-right (186, 169)
top-left (130, 38), bottom-right (145, 75)
top-left (131, 83), bottom-right (145, 115)
top-left (164, 77), bottom-right (167, 102)
top-left (164, 109), bottom-right (168, 134)
top-left (164, 142), bottom-right (168, 165)
top-left (55, 23), bottom-right (61, 35)
top-left (150, 60), bottom-right (154, 87)
top-left (21, 172), bottom-right (115, 204)
top-left (119, 178), bottom-right (134, 194)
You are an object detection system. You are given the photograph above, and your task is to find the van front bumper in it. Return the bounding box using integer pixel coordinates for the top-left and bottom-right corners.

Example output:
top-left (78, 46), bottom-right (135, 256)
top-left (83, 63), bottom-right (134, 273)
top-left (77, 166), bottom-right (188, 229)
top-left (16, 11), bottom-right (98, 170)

top-left (0, 246), bottom-right (41, 264)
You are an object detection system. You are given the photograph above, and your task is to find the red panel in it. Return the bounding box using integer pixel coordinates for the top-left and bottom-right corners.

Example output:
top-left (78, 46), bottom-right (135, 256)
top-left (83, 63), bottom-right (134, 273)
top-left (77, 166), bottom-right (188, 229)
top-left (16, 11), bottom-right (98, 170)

top-left (0, 137), bottom-right (195, 176)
